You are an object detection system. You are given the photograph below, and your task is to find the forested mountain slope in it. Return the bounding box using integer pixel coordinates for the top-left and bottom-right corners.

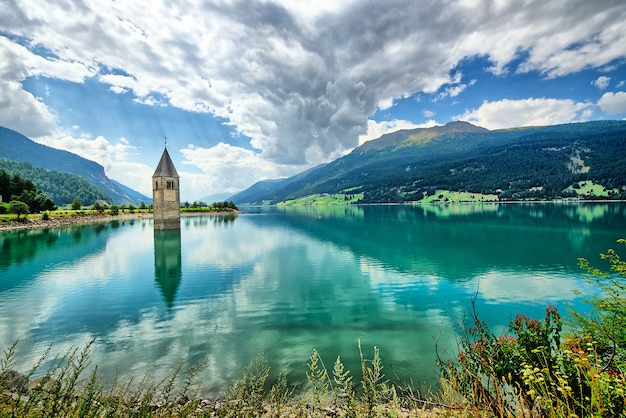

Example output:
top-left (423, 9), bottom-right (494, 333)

top-left (0, 159), bottom-right (111, 206)
top-left (231, 120), bottom-right (626, 204)
top-left (0, 127), bottom-right (149, 205)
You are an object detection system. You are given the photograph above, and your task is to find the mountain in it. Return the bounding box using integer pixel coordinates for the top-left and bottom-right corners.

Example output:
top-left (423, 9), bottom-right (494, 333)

top-left (229, 163), bottom-right (328, 204)
top-left (0, 126), bottom-right (150, 205)
top-left (231, 120), bottom-right (626, 204)
top-left (196, 192), bottom-right (234, 204)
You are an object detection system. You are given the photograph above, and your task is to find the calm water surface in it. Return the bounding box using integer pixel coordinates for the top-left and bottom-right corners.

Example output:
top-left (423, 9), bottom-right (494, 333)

top-left (1, 203), bottom-right (624, 395)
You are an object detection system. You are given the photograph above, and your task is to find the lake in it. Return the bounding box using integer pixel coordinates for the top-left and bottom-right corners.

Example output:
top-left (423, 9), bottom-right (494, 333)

top-left (1, 202), bottom-right (624, 396)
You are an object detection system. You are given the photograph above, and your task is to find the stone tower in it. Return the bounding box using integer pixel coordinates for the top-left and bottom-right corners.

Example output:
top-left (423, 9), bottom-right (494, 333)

top-left (152, 147), bottom-right (180, 230)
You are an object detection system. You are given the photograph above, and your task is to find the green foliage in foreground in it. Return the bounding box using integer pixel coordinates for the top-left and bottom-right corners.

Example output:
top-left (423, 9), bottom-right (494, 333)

top-left (438, 239), bottom-right (626, 417)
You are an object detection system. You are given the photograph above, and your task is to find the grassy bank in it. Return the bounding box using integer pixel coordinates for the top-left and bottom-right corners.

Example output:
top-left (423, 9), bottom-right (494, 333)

top-left (2, 242), bottom-right (625, 417)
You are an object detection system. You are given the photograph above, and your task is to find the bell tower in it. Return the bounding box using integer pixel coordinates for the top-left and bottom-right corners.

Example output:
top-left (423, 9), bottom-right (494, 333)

top-left (152, 146), bottom-right (180, 230)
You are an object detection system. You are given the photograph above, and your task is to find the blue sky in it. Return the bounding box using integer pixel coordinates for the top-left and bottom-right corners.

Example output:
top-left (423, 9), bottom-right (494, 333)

top-left (1, 1), bottom-right (625, 201)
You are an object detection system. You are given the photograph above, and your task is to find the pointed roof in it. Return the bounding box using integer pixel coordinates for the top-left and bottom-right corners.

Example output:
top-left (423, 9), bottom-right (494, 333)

top-left (152, 147), bottom-right (179, 178)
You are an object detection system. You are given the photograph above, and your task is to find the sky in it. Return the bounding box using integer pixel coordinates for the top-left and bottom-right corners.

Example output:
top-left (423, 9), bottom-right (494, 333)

top-left (1, 0), bottom-right (626, 202)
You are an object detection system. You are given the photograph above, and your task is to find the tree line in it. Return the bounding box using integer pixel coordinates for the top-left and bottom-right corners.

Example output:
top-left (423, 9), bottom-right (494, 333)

top-left (0, 168), bottom-right (55, 216)
top-left (182, 200), bottom-right (238, 211)
top-left (0, 159), bottom-right (112, 207)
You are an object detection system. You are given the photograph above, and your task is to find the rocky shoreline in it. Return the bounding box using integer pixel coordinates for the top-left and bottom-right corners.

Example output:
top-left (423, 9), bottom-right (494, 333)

top-left (0, 213), bottom-right (152, 232)
top-left (0, 211), bottom-right (241, 232)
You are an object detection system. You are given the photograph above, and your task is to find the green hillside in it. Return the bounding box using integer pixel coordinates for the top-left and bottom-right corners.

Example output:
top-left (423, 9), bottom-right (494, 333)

top-left (231, 120), bottom-right (626, 205)
top-left (0, 126), bottom-right (149, 205)
top-left (0, 159), bottom-right (112, 206)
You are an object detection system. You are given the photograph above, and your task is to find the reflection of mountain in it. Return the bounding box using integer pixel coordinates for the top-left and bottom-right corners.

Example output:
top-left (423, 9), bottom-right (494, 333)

top-left (0, 223), bottom-right (113, 292)
top-left (153, 229), bottom-right (182, 309)
top-left (275, 203), bottom-right (626, 280)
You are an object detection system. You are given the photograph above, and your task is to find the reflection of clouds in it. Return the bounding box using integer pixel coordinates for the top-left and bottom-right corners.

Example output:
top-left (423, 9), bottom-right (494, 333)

top-left (360, 255), bottom-right (441, 293)
top-left (470, 270), bottom-right (595, 305)
top-left (183, 217), bottom-right (288, 267)
top-left (0, 223), bottom-right (153, 366)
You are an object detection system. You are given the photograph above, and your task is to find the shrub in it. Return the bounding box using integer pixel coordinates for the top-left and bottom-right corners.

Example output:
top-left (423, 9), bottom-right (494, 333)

top-left (438, 240), bottom-right (626, 417)
top-left (9, 200), bottom-right (29, 220)
top-left (570, 239), bottom-right (626, 372)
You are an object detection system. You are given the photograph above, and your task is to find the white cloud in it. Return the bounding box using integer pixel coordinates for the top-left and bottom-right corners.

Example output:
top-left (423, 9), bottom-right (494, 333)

top-left (34, 132), bottom-right (154, 196)
top-left (0, 80), bottom-right (57, 137)
top-left (597, 91), bottom-right (626, 115)
top-left (377, 97), bottom-right (394, 111)
top-left (0, 38), bottom-right (58, 136)
top-left (456, 98), bottom-right (593, 129)
top-left (436, 79), bottom-right (476, 101)
top-left (423, 110), bottom-right (435, 118)
top-left (592, 76), bottom-right (611, 89)
top-left (180, 142), bottom-right (304, 195)
top-left (358, 119), bottom-right (439, 145)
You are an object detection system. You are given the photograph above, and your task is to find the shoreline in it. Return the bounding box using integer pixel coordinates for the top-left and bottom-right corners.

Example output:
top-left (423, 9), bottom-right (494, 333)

top-left (0, 212), bottom-right (153, 232)
top-left (0, 211), bottom-right (238, 233)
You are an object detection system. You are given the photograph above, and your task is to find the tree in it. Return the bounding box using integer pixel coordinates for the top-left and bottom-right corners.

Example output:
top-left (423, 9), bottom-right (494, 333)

top-left (109, 205), bottom-right (119, 216)
top-left (10, 200), bottom-right (30, 220)
top-left (42, 198), bottom-right (56, 211)
top-left (72, 198), bottom-right (82, 210)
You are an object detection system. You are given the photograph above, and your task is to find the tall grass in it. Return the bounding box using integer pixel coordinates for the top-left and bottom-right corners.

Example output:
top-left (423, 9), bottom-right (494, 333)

top-left (1, 339), bottom-right (459, 417)
top-left (0, 340), bottom-right (204, 417)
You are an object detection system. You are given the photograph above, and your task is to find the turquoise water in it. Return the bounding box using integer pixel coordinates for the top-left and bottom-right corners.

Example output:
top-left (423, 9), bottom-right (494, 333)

top-left (0, 203), bottom-right (624, 395)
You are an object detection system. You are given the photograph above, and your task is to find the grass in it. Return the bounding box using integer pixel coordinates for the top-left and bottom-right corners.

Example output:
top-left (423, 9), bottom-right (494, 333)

top-left (564, 180), bottom-right (619, 198)
top-left (1, 340), bottom-right (465, 418)
top-left (278, 193), bottom-right (364, 206)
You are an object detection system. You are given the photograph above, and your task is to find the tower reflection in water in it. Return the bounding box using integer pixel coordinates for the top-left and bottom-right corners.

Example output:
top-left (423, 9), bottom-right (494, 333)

top-left (153, 228), bottom-right (182, 309)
